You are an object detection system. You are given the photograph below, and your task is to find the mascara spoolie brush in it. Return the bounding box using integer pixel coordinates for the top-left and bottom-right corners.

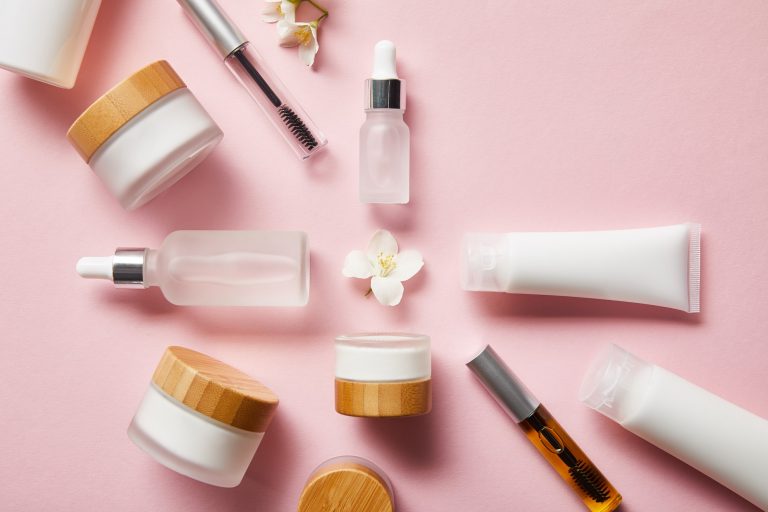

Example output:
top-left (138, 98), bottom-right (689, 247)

top-left (178, 0), bottom-right (327, 160)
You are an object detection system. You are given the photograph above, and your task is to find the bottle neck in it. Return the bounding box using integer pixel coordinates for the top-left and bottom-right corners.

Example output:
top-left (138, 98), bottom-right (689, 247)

top-left (364, 108), bottom-right (404, 115)
top-left (144, 249), bottom-right (161, 287)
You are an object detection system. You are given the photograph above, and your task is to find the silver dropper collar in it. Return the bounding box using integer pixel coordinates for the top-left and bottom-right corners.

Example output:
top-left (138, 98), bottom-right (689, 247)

top-left (113, 248), bottom-right (147, 289)
top-left (466, 345), bottom-right (540, 423)
top-left (365, 79), bottom-right (405, 110)
top-left (177, 0), bottom-right (247, 59)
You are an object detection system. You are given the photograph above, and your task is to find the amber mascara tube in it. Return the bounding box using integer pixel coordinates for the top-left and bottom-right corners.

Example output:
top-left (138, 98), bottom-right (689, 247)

top-left (467, 345), bottom-right (622, 512)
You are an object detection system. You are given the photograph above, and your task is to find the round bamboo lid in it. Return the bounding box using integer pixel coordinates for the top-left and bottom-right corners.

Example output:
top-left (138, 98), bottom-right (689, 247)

top-left (335, 378), bottom-right (431, 417)
top-left (298, 457), bottom-right (394, 512)
top-left (151, 346), bottom-right (278, 433)
top-left (67, 60), bottom-right (187, 162)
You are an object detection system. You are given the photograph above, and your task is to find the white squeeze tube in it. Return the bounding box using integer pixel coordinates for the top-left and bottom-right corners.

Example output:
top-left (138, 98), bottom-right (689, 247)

top-left (461, 223), bottom-right (701, 312)
top-left (580, 344), bottom-right (768, 510)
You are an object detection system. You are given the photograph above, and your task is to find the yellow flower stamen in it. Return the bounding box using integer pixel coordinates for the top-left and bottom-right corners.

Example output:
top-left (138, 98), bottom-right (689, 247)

top-left (295, 25), bottom-right (313, 46)
top-left (377, 252), bottom-right (397, 277)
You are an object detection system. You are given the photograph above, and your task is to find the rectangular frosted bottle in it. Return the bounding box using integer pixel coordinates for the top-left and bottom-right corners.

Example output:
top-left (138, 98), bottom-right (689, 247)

top-left (147, 231), bottom-right (309, 306)
top-left (76, 230), bottom-right (309, 307)
top-left (581, 344), bottom-right (768, 510)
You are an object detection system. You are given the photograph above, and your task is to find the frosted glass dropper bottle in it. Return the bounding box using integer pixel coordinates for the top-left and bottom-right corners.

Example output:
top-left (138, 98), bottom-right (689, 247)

top-left (76, 230), bottom-right (309, 306)
top-left (360, 40), bottom-right (410, 204)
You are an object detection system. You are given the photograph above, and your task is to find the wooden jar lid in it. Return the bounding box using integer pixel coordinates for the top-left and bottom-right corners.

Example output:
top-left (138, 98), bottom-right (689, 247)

top-left (151, 346), bottom-right (278, 433)
top-left (67, 60), bottom-right (187, 162)
top-left (298, 457), bottom-right (394, 512)
top-left (335, 378), bottom-right (432, 417)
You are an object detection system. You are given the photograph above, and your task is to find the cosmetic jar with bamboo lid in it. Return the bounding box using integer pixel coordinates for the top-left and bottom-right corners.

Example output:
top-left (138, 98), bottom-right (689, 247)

top-left (127, 346), bottom-right (278, 487)
top-left (67, 60), bottom-right (223, 210)
top-left (335, 333), bottom-right (431, 417)
top-left (298, 456), bottom-right (395, 512)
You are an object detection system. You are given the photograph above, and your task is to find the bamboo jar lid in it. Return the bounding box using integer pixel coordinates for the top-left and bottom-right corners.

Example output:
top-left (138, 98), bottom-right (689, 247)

top-left (67, 60), bottom-right (187, 162)
top-left (298, 457), bottom-right (394, 512)
top-left (151, 346), bottom-right (278, 433)
top-left (335, 378), bottom-right (432, 417)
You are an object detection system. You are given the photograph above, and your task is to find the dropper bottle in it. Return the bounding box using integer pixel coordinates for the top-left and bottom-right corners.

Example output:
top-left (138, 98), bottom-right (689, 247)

top-left (360, 40), bottom-right (410, 204)
top-left (75, 230), bottom-right (309, 307)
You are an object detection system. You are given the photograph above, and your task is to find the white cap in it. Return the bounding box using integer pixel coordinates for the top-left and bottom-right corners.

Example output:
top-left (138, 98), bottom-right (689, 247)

top-left (460, 233), bottom-right (506, 292)
top-left (579, 344), bottom-right (654, 424)
top-left (76, 256), bottom-right (113, 280)
top-left (372, 40), bottom-right (397, 79)
top-left (335, 333), bottom-right (430, 382)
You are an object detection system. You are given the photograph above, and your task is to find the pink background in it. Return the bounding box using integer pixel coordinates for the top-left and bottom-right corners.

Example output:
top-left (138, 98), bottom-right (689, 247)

top-left (1, 0), bottom-right (767, 510)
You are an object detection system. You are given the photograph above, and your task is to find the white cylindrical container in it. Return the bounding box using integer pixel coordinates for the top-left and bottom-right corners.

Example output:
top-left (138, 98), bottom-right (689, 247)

top-left (0, 0), bottom-right (101, 88)
top-left (67, 60), bottom-right (223, 210)
top-left (461, 223), bottom-right (701, 312)
top-left (128, 346), bottom-right (279, 487)
top-left (298, 456), bottom-right (395, 512)
top-left (335, 333), bottom-right (431, 417)
top-left (580, 344), bottom-right (768, 510)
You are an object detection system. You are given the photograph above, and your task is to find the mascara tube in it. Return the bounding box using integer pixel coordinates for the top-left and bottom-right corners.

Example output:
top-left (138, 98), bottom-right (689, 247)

top-left (177, 0), bottom-right (327, 160)
top-left (467, 346), bottom-right (622, 512)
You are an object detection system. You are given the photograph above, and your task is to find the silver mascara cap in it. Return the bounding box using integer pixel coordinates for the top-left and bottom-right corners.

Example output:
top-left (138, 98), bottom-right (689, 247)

top-left (466, 345), bottom-right (540, 423)
top-left (177, 0), bottom-right (248, 59)
top-left (113, 248), bottom-right (147, 289)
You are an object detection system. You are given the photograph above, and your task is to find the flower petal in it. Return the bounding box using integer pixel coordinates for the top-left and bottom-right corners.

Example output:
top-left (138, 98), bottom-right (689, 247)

top-left (342, 250), bottom-right (374, 278)
top-left (366, 230), bottom-right (398, 259)
top-left (277, 20), bottom-right (300, 46)
top-left (371, 277), bottom-right (404, 306)
top-left (390, 250), bottom-right (423, 281)
top-left (298, 38), bottom-right (319, 66)
top-left (261, 0), bottom-right (282, 23)
top-left (298, 25), bottom-right (319, 66)
top-left (281, 0), bottom-right (296, 22)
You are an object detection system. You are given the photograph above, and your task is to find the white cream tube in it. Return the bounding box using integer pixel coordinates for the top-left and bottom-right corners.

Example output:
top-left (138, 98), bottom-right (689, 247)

top-left (580, 345), bottom-right (768, 510)
top-left (461, 223), bottom-right (700, 312)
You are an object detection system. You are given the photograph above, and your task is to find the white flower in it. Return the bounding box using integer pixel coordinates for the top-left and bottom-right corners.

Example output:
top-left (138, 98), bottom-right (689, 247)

top-left (261, 0), bottom-right (295, 23)
top-left (342, 230), bottom-right (424, 306)
top-left (277, 19), bottom-right (319, 66)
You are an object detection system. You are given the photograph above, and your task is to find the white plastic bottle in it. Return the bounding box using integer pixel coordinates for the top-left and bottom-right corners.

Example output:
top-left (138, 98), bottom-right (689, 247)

top-left (461, 223), bottom-right (701, 312)
top-left (580, 344), bottom-right (768, 510)
top-left (76, 230), bottom-right (309, 306)
top-left (360, 40), bottom-right (410, 204)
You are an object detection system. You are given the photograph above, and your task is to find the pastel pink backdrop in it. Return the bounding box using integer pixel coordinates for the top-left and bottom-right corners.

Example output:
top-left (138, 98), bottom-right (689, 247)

top-left (1, 1), bottom-right (767, 510)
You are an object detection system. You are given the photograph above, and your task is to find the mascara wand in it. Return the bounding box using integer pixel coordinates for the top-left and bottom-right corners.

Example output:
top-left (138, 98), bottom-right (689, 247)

top-left (178, 0), bottom-right (326, 159)
top-left (467, 345), bottom-right (622, 512)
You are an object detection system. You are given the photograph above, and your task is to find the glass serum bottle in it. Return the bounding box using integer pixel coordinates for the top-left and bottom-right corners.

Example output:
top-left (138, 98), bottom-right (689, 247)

top-left (76, 231), bottom-right (309, 306)
top-left (360, 40), bottom-right (410, 204)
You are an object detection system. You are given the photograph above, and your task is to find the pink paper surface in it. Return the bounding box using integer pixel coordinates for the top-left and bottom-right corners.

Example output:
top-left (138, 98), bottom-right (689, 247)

top-left (1, 1), bottom-right (767, 510)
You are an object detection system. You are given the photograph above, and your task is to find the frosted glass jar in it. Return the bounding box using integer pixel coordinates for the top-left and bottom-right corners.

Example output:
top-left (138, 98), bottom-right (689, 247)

top-left (298, 456), bottom-right (395, 512)
top-left (67, 60), bottom-right (223, 210)
top-left (335, 333), bottom-right (431, 417)
top-left (0, 0), bottom-right (101, 88)
top-left (128, 346), bottom-right (279, 487)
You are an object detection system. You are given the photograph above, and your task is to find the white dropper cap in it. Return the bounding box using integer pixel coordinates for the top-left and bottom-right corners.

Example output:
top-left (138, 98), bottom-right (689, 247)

top-left (75, 248), bottom-right (147, 288)
top-left (372, 40), bottom-right (397, 79)
top-left (77, 256), bottom-right (114, 281)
